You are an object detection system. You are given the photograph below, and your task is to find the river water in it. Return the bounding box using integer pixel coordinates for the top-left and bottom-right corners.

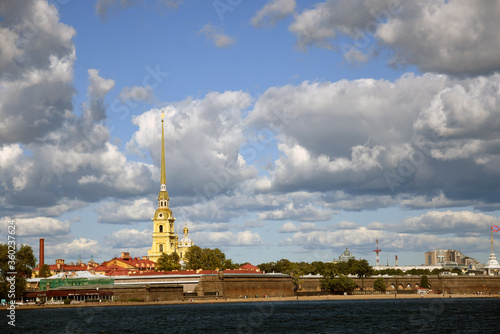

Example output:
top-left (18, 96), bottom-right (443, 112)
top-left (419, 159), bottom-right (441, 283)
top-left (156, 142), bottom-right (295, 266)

top-left (3, 298), bottom-right (500, 333)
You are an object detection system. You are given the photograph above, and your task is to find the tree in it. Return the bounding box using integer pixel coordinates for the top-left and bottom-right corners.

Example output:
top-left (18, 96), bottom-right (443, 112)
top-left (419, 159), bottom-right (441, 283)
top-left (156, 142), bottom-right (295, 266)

top-left (156, 252), bottom-right (181, 271)
top-left (38, 264), bottom-right (52, 278)
top-left (420, 274), bottom-right (430, 289)
top-left (185, 246), bottom-right (237, 270)
top-left (349, 259), bottom-right (373, 278)
top-left (290, 263), bottom-right (305, 291)
top-left (322, 274), bottom-right (357, 295)
top-left (0, 243), bottom-right (36, 301)
top-left (373, 277), bottom-right (386, 293)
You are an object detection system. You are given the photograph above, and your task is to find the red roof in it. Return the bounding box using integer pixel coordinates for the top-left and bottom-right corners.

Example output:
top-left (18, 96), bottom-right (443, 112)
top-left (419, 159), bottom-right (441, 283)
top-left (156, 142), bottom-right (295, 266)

top-left (100, 257), bottom-right (156, 269)
top-left (239, 263), bottom-right (260, 271)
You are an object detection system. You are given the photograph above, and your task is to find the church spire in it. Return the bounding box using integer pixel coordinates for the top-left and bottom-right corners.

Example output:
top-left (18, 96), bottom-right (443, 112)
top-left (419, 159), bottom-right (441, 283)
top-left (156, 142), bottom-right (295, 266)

top-left (158, 112), bottom-right (169, 205)
top-left (161, 112), bottom-right (166, 189)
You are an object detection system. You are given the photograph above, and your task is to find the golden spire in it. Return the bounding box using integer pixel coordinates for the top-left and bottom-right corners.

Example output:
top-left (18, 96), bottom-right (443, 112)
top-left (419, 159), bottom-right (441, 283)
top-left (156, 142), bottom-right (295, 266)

top-left (161, 112), bottom-right (166, 186)
top-left (158, 111), bottom-right (169, 201)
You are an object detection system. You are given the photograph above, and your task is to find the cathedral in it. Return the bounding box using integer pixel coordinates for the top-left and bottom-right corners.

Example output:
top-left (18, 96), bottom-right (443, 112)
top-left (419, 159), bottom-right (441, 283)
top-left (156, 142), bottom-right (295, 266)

top-left (147, 113), bottom-right (193, 263)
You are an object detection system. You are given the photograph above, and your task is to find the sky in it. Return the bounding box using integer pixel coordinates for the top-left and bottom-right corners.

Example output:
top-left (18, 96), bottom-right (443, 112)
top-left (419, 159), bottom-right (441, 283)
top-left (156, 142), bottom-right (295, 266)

top-left (1, 0), bottom-right (500, 267)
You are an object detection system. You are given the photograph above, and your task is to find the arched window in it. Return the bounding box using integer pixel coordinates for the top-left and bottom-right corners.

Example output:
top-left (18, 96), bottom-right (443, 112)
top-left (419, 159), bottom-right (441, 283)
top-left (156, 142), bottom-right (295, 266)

top-left (159, 225), bottom-right (163, 233)
top-left (159, 244), bottom-right (163, 252)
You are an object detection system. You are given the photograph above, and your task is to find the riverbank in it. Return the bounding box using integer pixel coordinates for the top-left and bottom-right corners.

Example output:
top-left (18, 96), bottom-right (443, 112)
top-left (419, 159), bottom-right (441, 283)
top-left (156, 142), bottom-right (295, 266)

top-left (4, 292), bottom-right (499, 311)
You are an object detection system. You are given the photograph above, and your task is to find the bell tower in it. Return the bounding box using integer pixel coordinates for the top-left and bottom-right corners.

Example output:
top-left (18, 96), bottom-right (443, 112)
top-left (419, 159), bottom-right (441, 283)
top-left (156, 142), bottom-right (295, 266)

top-left (147, 112), bottom-right (179, 262)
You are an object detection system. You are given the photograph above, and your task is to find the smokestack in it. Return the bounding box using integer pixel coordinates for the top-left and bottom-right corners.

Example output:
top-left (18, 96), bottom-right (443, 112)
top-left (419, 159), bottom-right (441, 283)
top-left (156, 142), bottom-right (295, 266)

top-left (39, 238), bottom-right (44, 270)
top-left (395, 255), bottom-right (398, 266)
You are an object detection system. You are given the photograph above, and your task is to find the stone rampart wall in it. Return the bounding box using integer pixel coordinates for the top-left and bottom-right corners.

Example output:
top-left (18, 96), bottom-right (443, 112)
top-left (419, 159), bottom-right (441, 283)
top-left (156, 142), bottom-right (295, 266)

top-left (198, 274), bottom-right (294, 298)
top-left (112, 285), bottom-right (184, 302)
top-left (299, 276), bottom-right (500, 294)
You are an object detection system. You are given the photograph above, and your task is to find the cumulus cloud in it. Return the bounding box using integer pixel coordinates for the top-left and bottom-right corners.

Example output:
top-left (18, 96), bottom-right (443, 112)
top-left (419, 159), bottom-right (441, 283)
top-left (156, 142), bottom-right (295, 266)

top-left (127, 91), bottom-right (254, 199)
top-left (198, 23), bottom-right (236, 48)
top-left (258, 201), bottom-right (332, 221)
top-left (281, 226), bottom-right (385, 249)
top-left (0, 0), bottom-right (76, 144)
top-left (397, 211), bottom-right (499, 235)
top-left (289, 0), bottom-right (500, 75)
top-left (0, 67), bottom-right (157, 217)
top-left (193, 231), bottom-right (262, 246)
top-left (281, 226), bottom-right (492, 256)
top-left (0, 217), bottom-right (70, 237)
top-left (45, 238), bottom-right (103, 259)
top-left (104, 228), bottom-right (152, 248)
top-left (252, 0), bottom-right (296, 28)
top-left (289, 0), bottom-right (396, 51)
top-left (96, 198), bottom-right (155, 224)
top-left (376, 1), bottom-right (500, 75)
top-left (279, 222), bottom-right (317, 233)
top-left (247, 73), bottom-right (500, 208)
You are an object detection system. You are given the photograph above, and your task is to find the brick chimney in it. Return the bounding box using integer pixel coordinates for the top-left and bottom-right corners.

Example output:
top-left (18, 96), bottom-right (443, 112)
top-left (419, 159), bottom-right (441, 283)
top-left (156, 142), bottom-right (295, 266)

top-left (39, 238), bottom-right (44, 270)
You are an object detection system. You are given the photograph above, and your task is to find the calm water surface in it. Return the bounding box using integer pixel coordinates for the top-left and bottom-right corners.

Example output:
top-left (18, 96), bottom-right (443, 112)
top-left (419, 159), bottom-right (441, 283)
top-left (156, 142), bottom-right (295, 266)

top-left (2, 298), bottom-right (500, 333)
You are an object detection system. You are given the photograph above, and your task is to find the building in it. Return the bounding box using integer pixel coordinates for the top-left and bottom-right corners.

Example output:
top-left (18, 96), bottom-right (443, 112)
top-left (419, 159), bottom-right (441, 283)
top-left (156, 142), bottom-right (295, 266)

top-left (337, 247), bottom-right (355, 262)
top-left (424, 249), bottom-right (481, 269)
top-left (147, 113), bottom-right (193, 262)
top-left (94, 252), bottom-right (157, 275)
top-left (32, 256), bottom-right (99, 278)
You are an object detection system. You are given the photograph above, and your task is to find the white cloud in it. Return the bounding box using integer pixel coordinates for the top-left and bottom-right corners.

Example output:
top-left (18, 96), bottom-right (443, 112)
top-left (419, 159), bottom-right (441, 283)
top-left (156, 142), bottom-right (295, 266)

top-left (0, 0), bottom-right (76, 144)
top-left (279, 222), bottom-right (317, 233)
top-left (258, 201), bottom-right (332, 221)
top-left (193, 231), bottom-right (262, 246)
top-left (289, 0), bottom-right (500, 75)
top-left (104, 228), bottom-right (152, 248)
top-left (281, 226), bottom-right (493, 256)
top-left (45, 238), bottom-right (102, 259)
top-left (198, 23), bottom-right (236, 48)
top-left (279, 222), bottom-right (299, 233)
top-left (0, 68), bottom-right (157, 213)
top-left (289, 0), bottom-right (394, 51)
top-left (96, 198), bottom-right (155, 224)
top-left (247, 74), bottom-right (500, 209)
top-left (398, 210), bottom-right (499, 235)
top-left (127, 91), bottom-right (254, 199)
top-left (336, 221), bottom-right (359, 230)
top-left (252, 0), bottom-right (296, 28)
top-left (0, 217), bottom-right (70, 237)
top-left (281, 227), bottom-right (385, 249)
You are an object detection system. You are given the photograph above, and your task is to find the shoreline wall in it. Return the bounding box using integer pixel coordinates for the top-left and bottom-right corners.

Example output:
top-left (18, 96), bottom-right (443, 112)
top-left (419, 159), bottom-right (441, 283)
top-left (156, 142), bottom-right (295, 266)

top-left (298, 275), bottom-right (500, 294)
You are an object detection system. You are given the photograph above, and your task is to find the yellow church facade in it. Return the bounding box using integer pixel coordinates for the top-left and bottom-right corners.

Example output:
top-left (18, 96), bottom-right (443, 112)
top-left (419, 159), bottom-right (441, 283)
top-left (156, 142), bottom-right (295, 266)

top-left (147, 113), bottom-right (193, 263)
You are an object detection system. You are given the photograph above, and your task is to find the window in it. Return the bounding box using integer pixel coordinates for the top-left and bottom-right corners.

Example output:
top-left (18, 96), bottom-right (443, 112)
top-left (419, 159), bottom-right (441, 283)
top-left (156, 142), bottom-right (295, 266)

top-left (159, 225), bottom-right (163, 233)
top-left (159, 244), bottom-right (163, 252)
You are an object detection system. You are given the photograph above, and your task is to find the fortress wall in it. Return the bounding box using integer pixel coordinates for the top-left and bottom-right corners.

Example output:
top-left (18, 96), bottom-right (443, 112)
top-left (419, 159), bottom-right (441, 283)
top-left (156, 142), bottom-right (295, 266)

top-left (198, 275), bottom-right (294, 298)
top-left (299, 275), bottom-right (500, 294)
top-left (112, 285), bottom-right (184, 302)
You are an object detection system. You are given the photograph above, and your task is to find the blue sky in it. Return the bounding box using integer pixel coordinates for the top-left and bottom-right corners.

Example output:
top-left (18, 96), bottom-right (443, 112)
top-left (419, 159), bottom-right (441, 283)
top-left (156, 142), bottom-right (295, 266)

top-left (1, 0), bottom-right (500, 267)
